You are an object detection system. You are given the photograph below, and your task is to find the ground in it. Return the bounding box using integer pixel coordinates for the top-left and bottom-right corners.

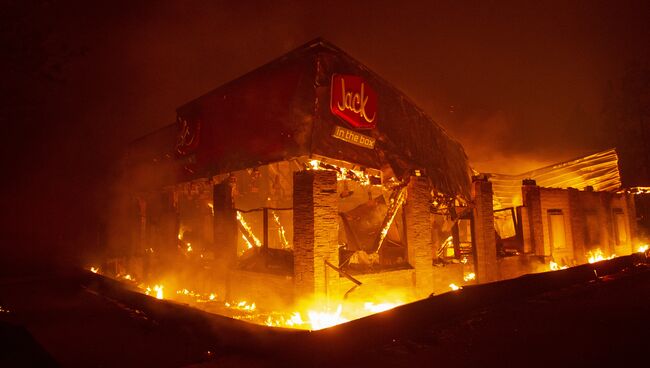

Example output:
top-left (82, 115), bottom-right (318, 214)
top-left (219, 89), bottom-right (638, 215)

top-left (1, 259), bottom-right (648, 367)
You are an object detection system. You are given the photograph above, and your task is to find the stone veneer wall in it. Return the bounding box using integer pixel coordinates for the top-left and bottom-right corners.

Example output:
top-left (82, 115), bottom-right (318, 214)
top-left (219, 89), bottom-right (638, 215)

top-left (568, 188), bottom-right (587, 263)
top-left (522, 184), bottom-right (544, 256)
top-left (518, 183), bottom-right (637, 272)
top-left (472, 179), bottom-right (499, 283)
top-left (611, 193), bottom-right (636, 255)
top-left (292, 170), bottom-right (339, 303)
top-left (404, 176), bottom-right (435, 298)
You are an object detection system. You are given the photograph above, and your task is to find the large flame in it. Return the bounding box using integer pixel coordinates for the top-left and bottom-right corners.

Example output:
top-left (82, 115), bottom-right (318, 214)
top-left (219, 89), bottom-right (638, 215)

top-left (587, 248), bottom-right (615, 264)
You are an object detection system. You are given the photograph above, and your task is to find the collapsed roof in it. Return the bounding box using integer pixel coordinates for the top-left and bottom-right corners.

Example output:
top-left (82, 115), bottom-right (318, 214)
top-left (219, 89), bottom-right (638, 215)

top-left (488, 148), bottom-right (622, 209)
top-left (128, 38), bottom-right (472, 199)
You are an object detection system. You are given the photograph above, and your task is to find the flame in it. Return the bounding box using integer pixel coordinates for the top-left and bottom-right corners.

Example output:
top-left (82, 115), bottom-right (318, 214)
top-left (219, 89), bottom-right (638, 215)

top-left (638, 244), bottom-right (649, 253)
top-left (587, 248), bottom-right (615, 264)
top-left (186, 243), bottom-right (193, 252)
top-left (363, 302), bottom-right (399, 313)
top-left (439, 236), bottom-right (454, 258)
top-left (463, 272), bottom-right (476, 281)
top-left (272, 211), bottom-right (290, 249)
top-left (549, 261), bottom-right (568, 271)
top-left (123, 276), bottom-right (409, 330)
top-left (309, 159), bottom-right (320, 170)
top-left (241, 234), bottom-right (254, 250)
top-left (225, 300), bottom-right (256, 311)
top-left (207, 202), bottom-right (214, 215)
top-left (627, 186), bottom-right (650, 195)
top-left (90, 266), bottom-right (99, 274)
top-left (260, 304), bottom-right (348, 330)
top-left (307, 304), bottom-right (347, 330)
top-left (146, 285), bottom-right (164, 299)
top-left (237, 211), bottom-right (262, 248)
top-left (449, 283), bottom-right (461, 291)
top-left (307, 158), bottom-right (373, 185)
top-left (175, 289), bottom-right (218, 303)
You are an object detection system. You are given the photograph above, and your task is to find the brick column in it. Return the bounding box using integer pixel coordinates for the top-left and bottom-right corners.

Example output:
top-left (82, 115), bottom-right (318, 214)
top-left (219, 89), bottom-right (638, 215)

top-left (522, 180), bottom-right (544, 256)
top-left (213, 180), bottom-right (237, 264)
top-left (472, 177), bottom-right (498, 283)
top-left (404, 176), bottom-right (434, 298)
top-left (601, 192), bottom-right (615, 255)
top-left (568, 188), bottom-right (586, 264)
top-left (293, 170), bottom-right (339, 303)
top-left (626, 193), bottom-right (638, 247)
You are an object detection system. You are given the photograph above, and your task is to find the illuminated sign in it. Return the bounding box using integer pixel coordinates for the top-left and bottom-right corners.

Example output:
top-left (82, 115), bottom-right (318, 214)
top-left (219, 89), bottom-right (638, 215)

top-left (330, 74), bottom-right (377, 129)
top-left (332, 125), bottom-right (376, 149)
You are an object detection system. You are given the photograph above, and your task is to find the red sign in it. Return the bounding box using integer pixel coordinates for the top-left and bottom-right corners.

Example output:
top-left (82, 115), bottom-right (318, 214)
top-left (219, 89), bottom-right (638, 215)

top-left (330, 74), bottom-right (377, 129)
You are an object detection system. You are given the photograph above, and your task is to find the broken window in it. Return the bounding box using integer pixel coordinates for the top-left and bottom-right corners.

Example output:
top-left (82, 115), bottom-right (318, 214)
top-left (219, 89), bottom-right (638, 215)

top-left (494, 208), bottom-right (517, 239)
top-left (338, 179), bottom-right (408, 273)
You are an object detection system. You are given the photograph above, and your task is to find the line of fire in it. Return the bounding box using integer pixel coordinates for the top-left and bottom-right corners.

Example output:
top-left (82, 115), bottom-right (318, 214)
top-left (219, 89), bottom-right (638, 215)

top-left (95, 39), bottom-right (649, 330)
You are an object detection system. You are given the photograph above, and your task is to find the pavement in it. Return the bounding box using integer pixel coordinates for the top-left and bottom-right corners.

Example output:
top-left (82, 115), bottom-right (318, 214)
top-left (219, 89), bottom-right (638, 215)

top-left (0, 257), bottom-right (648, 367)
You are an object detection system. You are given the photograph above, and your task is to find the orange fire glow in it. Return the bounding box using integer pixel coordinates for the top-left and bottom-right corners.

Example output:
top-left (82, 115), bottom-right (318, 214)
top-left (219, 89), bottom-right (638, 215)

top-left (587, 248), bottom-right (615, 264)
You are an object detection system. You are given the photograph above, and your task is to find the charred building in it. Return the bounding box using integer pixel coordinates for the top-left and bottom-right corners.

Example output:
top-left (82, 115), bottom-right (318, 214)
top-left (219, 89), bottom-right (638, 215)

top-left (115, 39), bottom-right (640, 313)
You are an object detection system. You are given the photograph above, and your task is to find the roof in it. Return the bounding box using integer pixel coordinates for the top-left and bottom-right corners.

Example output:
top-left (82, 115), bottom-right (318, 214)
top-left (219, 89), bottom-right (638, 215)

top-left (129, 38), bottom-right (472, 199)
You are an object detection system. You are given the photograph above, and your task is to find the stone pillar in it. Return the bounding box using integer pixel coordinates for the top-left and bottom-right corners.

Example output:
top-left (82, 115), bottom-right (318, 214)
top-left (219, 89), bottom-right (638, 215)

top-left (293, 170), bottom-right (339, 303)
top-left (213, 180), bottom-right (237, 264)
top-left (626, 193), bottom-right (638, 247)
top-left (472, 177), bottom-right (499, 283)
top-left (568, 188), bottom-right (586, 264)
top-left (404, 176), bottom-right (434, 298)
top-left (522, 180), bottom-right (544, 257)
top-left (601, 192), bottom-right (615, 255)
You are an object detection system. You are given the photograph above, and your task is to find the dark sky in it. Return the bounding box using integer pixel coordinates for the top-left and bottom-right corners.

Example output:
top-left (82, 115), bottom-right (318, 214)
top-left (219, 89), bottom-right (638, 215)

top-left (2, 0), bottom-right (649, 262)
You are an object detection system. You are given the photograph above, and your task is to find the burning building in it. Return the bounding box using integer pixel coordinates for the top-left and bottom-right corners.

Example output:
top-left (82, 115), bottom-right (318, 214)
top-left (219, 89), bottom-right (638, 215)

top-left (108, 39), bottom-right (641, 327)
top-left (486, 148), bottom-right (640, 277)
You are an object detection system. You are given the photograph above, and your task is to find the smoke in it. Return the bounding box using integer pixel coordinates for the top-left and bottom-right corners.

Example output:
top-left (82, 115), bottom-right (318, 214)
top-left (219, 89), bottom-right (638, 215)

top-left (2, 1), bottom-right (649, 269)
